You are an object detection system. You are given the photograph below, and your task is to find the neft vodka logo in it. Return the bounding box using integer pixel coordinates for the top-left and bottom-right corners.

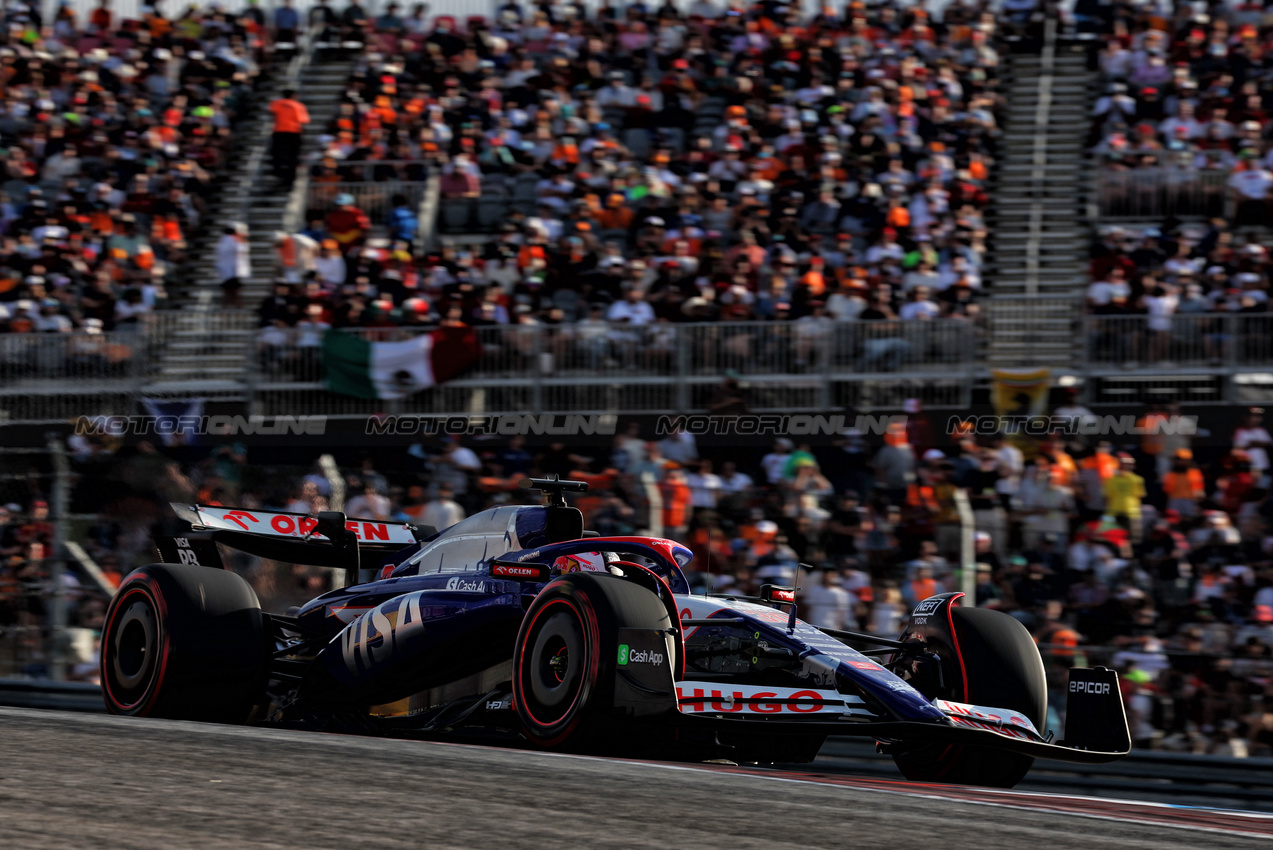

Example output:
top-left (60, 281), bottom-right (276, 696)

top-left (913, 598), bottom-right (943, 615)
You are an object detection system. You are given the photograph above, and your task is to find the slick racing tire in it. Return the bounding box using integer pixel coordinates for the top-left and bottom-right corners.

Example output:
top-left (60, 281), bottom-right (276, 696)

top-left (512, 572), bottom-right (673, 749)
top-left (892, 607), bottom-right (1047, 788)
top-left (101, 563), bottom-right (267, 723)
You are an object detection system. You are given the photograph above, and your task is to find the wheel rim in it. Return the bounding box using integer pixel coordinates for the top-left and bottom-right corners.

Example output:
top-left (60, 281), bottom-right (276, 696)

top-left (107, 594), bottom-right (158, 704)
top-left (528, 610), bottom-right (585, 718)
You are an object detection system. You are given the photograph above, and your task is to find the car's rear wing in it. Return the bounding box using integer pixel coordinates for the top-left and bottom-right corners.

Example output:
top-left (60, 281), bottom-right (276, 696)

top-left (171, 504), bottom-right (425, 546)
top-left (161, 503), bottom-right (434, 585)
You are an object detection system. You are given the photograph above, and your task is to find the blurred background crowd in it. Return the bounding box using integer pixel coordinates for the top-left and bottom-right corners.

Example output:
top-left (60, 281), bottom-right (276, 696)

top-left (3, 395), bottom-right (1273, 756)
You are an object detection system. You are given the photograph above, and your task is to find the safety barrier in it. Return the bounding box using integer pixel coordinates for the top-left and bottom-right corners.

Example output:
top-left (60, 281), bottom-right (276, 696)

top-left (1096, 167), bottom-right (1230, 220)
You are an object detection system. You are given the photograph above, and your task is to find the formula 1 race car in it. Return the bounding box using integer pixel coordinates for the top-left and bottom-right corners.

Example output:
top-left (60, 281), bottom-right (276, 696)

top-left (100, 477), bottom-right (1131, 787)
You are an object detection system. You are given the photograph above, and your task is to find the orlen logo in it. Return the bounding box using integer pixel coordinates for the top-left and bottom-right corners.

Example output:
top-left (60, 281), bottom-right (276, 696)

top-left (1070, 680), bottom-right (1111, 694)
top-left (491, 564), bottom-right (540, 579)
top-left (444, 577), bottom-right (485, 592)
top-left (223, 510), bottom-right (259, 530)
top-left (770, 589), bottom-right (796, 603)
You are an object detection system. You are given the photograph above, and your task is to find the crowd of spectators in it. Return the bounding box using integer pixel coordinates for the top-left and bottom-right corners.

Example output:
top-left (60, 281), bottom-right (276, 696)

top-left (257, 0), bottom-right (1010, 371)
top-left (1084, 217), bottom-right (1273, 366)
top-left (1088, 0), bottom-right (1273, 363)
top-left (0, 0), bottom-right (281, 340)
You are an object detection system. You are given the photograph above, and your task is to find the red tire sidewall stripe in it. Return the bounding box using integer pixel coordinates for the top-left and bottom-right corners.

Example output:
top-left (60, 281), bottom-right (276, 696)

top-left (933, 592), bottom-right (969, 778)
top-left (514, 592), bottom-right (600, 744)
top-left (100, 575), bottom-right (171, 715)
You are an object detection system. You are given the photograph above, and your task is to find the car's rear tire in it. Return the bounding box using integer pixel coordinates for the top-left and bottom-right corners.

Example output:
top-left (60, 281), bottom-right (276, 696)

top-left (100, 564), bottom-right (267, 723)
top-left (512, 572), bottom-right (673, 749)
top-left (892, 607), bottom-right (1047, 787)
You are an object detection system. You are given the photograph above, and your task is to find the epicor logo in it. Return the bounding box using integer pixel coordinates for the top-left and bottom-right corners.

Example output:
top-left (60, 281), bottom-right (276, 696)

top-left (1070, 680), bottom-right (1111, 694)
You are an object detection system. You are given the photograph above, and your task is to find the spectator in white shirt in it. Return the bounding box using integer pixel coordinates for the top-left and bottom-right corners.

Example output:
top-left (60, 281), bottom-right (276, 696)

top-left (1235, 408), bottom-right (1272, 481)
top-left (1229, 157), bottom-right (1273, 228)
top-left (802, 568), bottom-right (855, 630)
top-left (1088, 267), bottom-right (1130, 308)
top-left (659, 428), bottom-right (699, 465)
top-left (607, 285), bottom-right (655, 364)
top-left (346, 482), bottom-right (391, 521)
top-left (685, 459), bottom-right (722, 511)
top-left (1143, 282), bottom-right (1178, 363)
top-left (899, 286), bottom-right (940, 320)
top-left (718, 460), bottom-right (753, 494)
top-left (420, 483), bottom-right (466, 531)
top-left (761, 439), bottom-right (793, 485)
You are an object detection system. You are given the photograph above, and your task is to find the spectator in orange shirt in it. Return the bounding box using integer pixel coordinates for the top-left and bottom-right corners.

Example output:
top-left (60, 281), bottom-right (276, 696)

top-left (1162, 449), bottom-right (1205, 518)
top-left (269, 88), bottom-right (310, 188)
top-left (660, 464), bottom-right (692, 540)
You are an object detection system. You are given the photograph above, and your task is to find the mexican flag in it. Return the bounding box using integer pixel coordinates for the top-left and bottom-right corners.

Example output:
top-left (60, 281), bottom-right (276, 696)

top-left (322, 327), bottom-right (482, 400)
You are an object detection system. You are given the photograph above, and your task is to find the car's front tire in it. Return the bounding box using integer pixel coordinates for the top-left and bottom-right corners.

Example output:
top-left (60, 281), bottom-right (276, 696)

top-left (512, 572), bottom-right (673, 749)
top-left (892, 607), bottom-right (1047, 787)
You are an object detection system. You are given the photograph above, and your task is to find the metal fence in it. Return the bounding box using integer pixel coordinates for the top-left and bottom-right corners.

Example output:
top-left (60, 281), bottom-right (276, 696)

top-left (1096, 167), bottom-right (1230, 219)
top-left (311, 161), bottom-right (429, 183)
top-left (253, 319), bottom-right (980, 417)
top-left (1084, 313), bottom-right (1273, 370)
top-left (0, 312), bottom-right (257, 423)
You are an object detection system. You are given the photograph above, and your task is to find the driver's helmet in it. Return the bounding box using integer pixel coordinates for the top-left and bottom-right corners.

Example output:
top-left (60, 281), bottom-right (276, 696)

top-left (553, 551), bottom-right (607, 574)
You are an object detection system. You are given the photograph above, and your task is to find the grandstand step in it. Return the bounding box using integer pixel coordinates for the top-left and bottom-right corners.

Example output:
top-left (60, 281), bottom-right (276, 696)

top-left (142, 380), bottom-right (248, 395)
top-left (998, 165), bottom-right (1081, 175)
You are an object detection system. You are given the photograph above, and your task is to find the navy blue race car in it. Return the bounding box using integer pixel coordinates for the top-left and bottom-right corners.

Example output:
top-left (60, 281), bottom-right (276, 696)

top-left (100, 478), bottom-right (1130, 787)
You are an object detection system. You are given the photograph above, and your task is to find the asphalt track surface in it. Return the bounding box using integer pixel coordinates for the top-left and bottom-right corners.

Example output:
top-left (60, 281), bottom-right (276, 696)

top-left (3, 707), bottom-right (1271, 849)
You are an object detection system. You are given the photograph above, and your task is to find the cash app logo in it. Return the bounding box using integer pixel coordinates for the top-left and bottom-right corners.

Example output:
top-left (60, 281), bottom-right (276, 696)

top-left (617, 644), bottom-right (629, 665)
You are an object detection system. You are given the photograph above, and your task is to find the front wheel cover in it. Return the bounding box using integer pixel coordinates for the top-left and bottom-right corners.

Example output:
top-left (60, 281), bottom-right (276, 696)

top-left (513, 592), bottom-right (601, 747)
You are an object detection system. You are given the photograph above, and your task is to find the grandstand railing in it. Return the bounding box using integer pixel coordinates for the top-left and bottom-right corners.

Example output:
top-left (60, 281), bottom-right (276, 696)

top-left (0, 313), bottom-right (257, 423)
top-left (1096, 167), bottom-right (1231, 220)
top-left (311, 161), bottom-right (430, 182)
top-left (252, 318), bottom-right (980, 417)
top-left (1083, 312), bottom-right (1273, 371)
